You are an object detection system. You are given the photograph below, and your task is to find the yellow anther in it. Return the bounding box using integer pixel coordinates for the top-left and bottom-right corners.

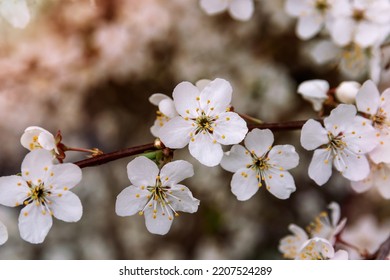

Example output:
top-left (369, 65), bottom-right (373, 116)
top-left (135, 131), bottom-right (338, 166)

top-left (25, 171), bottom-right (29, 176)
top-left (64, 187), bottom-right (68, 191)
top-left (58, 193), bottom-right (62, 197)
top-left (24, 212), bottom-right (28, 217)
top-left (17, 182), bottom-right (22, 186)
top-left (175, 213), bottom-right (179, 217)
top-left (226, 117), bottom-right (230, 121)
top-left (280, 174), bottom-right (284, 178)
top-left (222, 135), bottom-right (226, 139)
top-left (138, 211), bottom-right (144, 216)
top-left (44, 167), bottom-right (48, 171)
top-left (196, 96), bottom-right (200, 101)
top-left (186, 110), bottom-right (190, 114)
top-left (33, 136), bottom-right (38, 142)
top-left (135, 194), bottom-right (140, 198)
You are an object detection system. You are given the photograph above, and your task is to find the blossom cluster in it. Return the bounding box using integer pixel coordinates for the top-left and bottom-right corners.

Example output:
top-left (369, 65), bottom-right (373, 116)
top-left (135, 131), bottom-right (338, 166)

top-left (285, 0), bottom-right (390, 82)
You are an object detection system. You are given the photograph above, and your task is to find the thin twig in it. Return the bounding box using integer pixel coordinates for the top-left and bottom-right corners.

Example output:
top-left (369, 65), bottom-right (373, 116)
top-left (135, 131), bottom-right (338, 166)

top-left (248, 120), bottom-right (316, 131)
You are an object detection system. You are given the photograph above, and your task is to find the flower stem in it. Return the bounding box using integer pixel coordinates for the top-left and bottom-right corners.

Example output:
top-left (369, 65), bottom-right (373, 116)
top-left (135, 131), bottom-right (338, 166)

top-left (74, 143), bottom-right (157, 168)
top-left (238, 113), bottom-right (264, 124)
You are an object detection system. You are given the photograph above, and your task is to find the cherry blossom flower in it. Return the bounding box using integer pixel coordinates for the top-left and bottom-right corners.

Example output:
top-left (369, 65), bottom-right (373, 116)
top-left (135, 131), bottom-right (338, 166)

top-left (0, 220), bottom-right (7, 245)
top-left (20, 126), bottom-right (58, 155)
top-left (115, 156), bottom-right (199, 235)
top-left (301, 104), bottom-right (377, 186)
top-left (0, 0), bottom-right (30, 28)
top-left (159, 78), bottom-right (248, 167)
top-left (220, 129), bottom-right (299, 200)
top-left (279, 224), bottom-right (309, 259)
top-left (329, 0), bottom-right (390, 48)
top-left (306, 202), bottom-right (347, 243)
top-left (285, 0), bottom-right (335, 40)
top-left (335, 81), bottom-right (360, 104)
top-left (351, 161), bottom-right (390, 199)
top-left (149, 94), bottom-right (178, 138)
top-left (199, 0), bottom-right (254, 21)
top-left (297, 79), bottom-right (329, 111)
top-left (355, 80), bottom-right (390, 164)
top-left (0, 150), bottom-right (83, 244)
top-left (297, 237), bottom-right (348, 260)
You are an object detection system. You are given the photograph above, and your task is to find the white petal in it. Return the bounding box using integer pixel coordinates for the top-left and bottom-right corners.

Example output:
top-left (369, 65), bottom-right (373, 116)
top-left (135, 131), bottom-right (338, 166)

top-left (355, 22), bottom-right (381, 48)
top-left (172, 81), bottom-right (200, 118)
top-left (268, 145), bottom-right (299, 170)
top-left (296, 14), bottom-right (323, 40)
top-left (115, 186), bottom-right (149, 216)
top-left (308, 149), bottom-right (333, 186)
top-left (333, 150), bottom-right (370, 181)
top-left (159, 117), bottom-right (193, 149)
top-left (20, 126), bottom-right (51, 151)
top-left (356, 80), bottom-right (380, 115)
top-left (144, 206), bottom-right (173, 235)
top-left (18, 203), bottom-right (53, 244)
top-left (195, 79), bottom-right (211, 91)
top-left (244, 128), bottom-right (274, 157)
top-left (264, 169), bottom-right (296, 199)
top-left (0, 221), bottom-right (7, 245)
top-left (0, 175), bottom-right (29, 207)
top-left (331, 250), bottom-right (349, 260)
top-left (0, 0), bottom-right (30, 29)
top-left (350, 178), bottom-right (373, 193)
top-left (379, 89), bottom-right (390, 114)
top-left (328, 202), bottom-right (341, 227)
top-left (38, 131), bottom-right (56, 151)
top-left (330, 18), bottom-right (354, 46)
top-left (159, 98), bottom-right (177, 118)
top-left (50, 192), bottom-right (82, 222)
top-left (160, 160), bottom-right (194, 186)
top-left (298, 79), bottom-right (329, 99)
top-left (169, 184), bottom-right (200, 213)
top-left (213, 112), bottom-right (248, 145)
top-left (231, 168), bottom-right (259, 201)
top-left (377, 180), bottom-right (390, 199)
top-left (309, 40), bottom-right (339, 65)
top-left (285, 0), bottom-right (308, 17)
top-left (127, 156), bottom-right (159, 187)
top-left (45, 163), bottom-right (82, 191)
top-left (21, 150), bottom-right (53, 185)
top-left (300, 119), bottom-right (328, 150)
top-left (189, 132), bottom-right (223, 167)
top-left (200, 78), bottom-right (232, 115)
top-left (220, 144), bottom-right (252, 173)
top-left (324, 104), bottom-right (357, 135)
top-left (288, 224), bottom-right (308, 241)
top-left (149, 93), bottom-right (170, 106)
top-left (199, 0), bottom-right (228, 15)
top-left (229, 0), bottom-right (254, 21)
top-left (369, 137), bottom-right (390, 164)
top-left (344, 116), bottom-right (377, 154)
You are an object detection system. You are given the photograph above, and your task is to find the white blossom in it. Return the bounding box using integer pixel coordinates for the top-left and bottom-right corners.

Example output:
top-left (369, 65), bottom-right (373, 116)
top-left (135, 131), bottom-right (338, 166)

top-left (356, 80), bottom-right (390, 164)
top-left (329, 0), bottom-right (390, 48)
top-left (159, 78), bottom-right (248, 167)
top-left (20, 126), bottom-right (58, 155)
top-left (351, 161), bottom-right (390, 199)
top-left (115, 156), bottom-right (199, 235)
top-left (0, 0), bottom-right (30, 28)
top-left (200, 0), bottom-right (254, 21)
top-left (0, 150), bottom-right (83, 244)
top-left (285, 0), bottom-right (335, 40)
top-left (0, 220), bottom-right (7, 245)
top-left (149, 94), bottom-right (178, 138)
top-left (221, 129), bottom-right (299, 200)
top-left (335, 81), bottom-right (361, 104)
top-left (297, 79), bottom-right (329, 111)
top-left (279, 224), bottom-right (309, 259)
top-left (301, 104), bottom-right (377, 185)
top-left (306, 202), bottom-right (347, 244)
top-left (297, 237), bottom-right (348, 260)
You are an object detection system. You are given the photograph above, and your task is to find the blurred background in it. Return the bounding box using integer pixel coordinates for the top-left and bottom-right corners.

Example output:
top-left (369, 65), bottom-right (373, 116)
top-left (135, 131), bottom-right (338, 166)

top-left (0, 0), bottom-right (389, 259)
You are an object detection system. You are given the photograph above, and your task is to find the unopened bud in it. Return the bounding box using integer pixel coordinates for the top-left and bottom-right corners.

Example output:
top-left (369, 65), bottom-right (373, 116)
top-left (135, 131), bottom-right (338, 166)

top-left (335, 81), bottom-right (361, 104)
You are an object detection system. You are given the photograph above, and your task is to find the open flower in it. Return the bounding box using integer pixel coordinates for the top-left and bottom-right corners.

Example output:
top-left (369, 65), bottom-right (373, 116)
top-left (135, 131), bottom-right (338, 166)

top-left (0, 0), bottom-right (30, 28)
top-left (20, 126), bottom-right (58, 155)
top-left (221, 129), bottom-right (299, 200)
top-left (0, 220), bottom-right (7, 245)
top-left (355, 80), bottom-right (390, 164)
top-left (0, 150), bottom-right (83, 244)
top-left (297, 79), bottom-right (329, 111)
top-left (115, 156), bottom-right (199, 235)
top-left (279, 224), bottom-right (309, 259)
top-left (301, 104), bottom-right (377, 185)
top-left (199, 0), bottom-right (254, 21)
top-left (351, 161), bottom-right (390, 199)
top-left (297, 237), bottom-right (348, 260)
top-left (285, 0), bottom-right (335, 40)
top-left (159, 78), bottom-right (248, 167)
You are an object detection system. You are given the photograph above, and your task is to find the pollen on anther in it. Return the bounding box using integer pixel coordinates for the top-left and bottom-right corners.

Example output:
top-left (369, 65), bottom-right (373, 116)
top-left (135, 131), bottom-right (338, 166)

top-left (222, 135), bottom-right (226, 139)
top-left (136, 194), bottom-right (140, 198)
top-left (280, 174), bottom-right (284, 178)
top-left (50, 172), bottom-right (54, 177)
top-left (44, 167), bottom-right (48, 171)
top-left (207, 100), bottom-right (211, 104)
top-left (58, 193), bottom-right (62, 197)
top-left (324, 160), bottom-right (329, 164)
top-left (25, 171), bottom-right (29, 176)
top-left (15, 202), bottom-right (20, 206)
top-left (64, 187), bottom-right (68, 191)
top-left (141, 186), bottom-right (145, 190)
top-left (191, 138), bottom-right (195, 142)
top-left (196, 96), bottom-right (200, 101)
top-left (213, 140), bottom-right (217, 144)
top-left (24, 212), bottom-right (28, 217)
top-left (362, 121), bottom-right (366, 126)
top-left (381, 141), bottom-right (384, 145)
top-left (186, 110), bottom-right (190, 114)
top-left (138, 211), bottom-right (144, 216)
top-left (17, 182), bottom-right (22, 186)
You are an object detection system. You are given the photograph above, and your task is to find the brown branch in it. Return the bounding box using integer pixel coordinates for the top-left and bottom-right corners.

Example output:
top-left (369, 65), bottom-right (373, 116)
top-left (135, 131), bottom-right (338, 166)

top-left (74, 143), bottom-right (157, 168)
top-left (248, 120), bottom-right (318, 131)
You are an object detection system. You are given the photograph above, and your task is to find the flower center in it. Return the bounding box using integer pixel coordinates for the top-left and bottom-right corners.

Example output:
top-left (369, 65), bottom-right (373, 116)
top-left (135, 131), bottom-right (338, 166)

top-left (315, 0), bottom-right (329, 12)
top-left (24, 183), bottom-right (51, 207)
top-left (328, 132), bottom-right (346, 151)
top-left (353, 9), bottom-right (365, 21)
top-left (371, 110), bottom-right (390, 131)
top-left (140, 176), bottom-right (179, 220)
top-left (195, 113), bottom-right (215, 134)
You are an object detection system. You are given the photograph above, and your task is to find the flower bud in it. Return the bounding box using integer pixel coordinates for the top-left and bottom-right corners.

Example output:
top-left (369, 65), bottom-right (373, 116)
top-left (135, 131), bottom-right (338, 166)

top-left (335, 81), bottom-right (361, 104)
